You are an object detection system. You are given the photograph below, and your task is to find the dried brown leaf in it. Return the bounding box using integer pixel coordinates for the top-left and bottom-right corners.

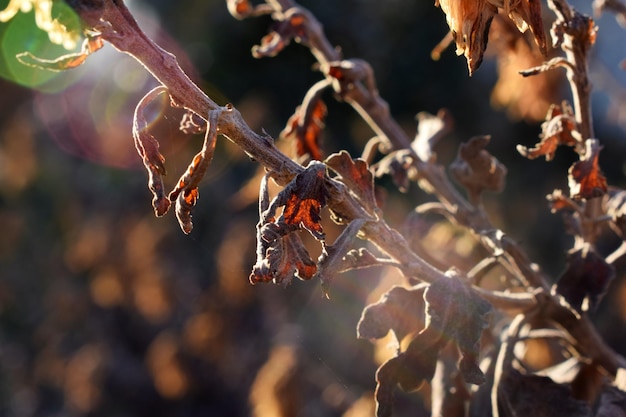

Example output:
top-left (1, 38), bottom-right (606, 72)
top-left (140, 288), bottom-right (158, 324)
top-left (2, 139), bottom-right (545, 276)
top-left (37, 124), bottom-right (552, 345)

top-left (326, 151), bottom-right (378, 217)
top-left (555, 244), bottom-right (614, 313)
top-left (568, 139), bottom-right (607, 200)
top-left (282, 99), bottom-right (327, 161)
top-left (168, 110), bottom-right (219, 234)
top-left (373, 150), bottom-right (414, 193)
top-left (357, 284), bottom-right (427, 343)
top-left (411, 110), bottom-right (453, 162)
top-left (450, 135), bottom-right (507, 204)
top-left (517, 102), bottom-right (580, 161)
top-left (133, 86), bottom-right (171, 217)
top-left (437, 0), bottom-right (497, 74)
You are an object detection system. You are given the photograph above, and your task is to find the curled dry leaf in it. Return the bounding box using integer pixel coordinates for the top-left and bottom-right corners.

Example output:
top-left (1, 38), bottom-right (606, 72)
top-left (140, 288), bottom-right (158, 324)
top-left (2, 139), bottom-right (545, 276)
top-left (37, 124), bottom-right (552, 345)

top-left (357, 284), bottom-right (428, 343)
top-left (568, 139), bottom-right (607, 200)
top-left (169, 109), bottom-right (220, 234)
top-left (133, 86), bottom-right (171, 217)
top-left (554, 243), bottom-right (614, 313)
top-left (411, 110), bottom-right (453, 163)
top-left (517, 102), bottom-right (580, 161)
top-left (450, 135), bottom-right (507, 204)
top-left (264, 161), bottom-right (329, 240)
top-left (436, 0), bottom-right (497, 74)
top-left (17, 34), bottom-right (104, 71)
top-left (282, 95), bottom-right (327, 162)
top-left (252, 9), bottom-right (308, 58)
top-left (372, 272), bottom-right (491, 417)
top-left (326, 151), bottom-right (378, 218)
top-left (547, 189), bottom-right (581, 214)
top-left (436, 0), bottom-right (546, 74)
top-left (373, 150), bottom-right (415, 193)
top-left (250, 163), bottom-right (330, 285)
top-left (250, 228), bottom-right (317, 285)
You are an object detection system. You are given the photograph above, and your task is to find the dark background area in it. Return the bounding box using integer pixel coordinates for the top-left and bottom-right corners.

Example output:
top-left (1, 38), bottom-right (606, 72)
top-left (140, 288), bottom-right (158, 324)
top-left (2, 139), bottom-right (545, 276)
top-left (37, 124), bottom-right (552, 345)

top-left (0, 1), bottom-right (625, 416)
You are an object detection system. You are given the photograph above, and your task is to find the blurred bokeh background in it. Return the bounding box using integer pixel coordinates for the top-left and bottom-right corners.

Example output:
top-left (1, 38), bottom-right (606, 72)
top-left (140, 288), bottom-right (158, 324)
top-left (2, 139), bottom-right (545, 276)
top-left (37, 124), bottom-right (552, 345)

top-left (0, 0), bottom-right (625, 416)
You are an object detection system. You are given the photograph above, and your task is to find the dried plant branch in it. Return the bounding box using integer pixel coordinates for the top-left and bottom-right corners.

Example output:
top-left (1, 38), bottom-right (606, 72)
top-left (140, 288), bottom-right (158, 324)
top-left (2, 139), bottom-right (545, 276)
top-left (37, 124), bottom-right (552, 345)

top-left (9, 0), bottom-right (626, 415)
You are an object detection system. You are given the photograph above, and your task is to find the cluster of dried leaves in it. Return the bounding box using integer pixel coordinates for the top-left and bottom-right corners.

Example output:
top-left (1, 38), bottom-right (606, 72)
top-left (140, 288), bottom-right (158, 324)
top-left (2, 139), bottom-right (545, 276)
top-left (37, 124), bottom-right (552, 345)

top-left (5, 0), bottom-right (626, 415)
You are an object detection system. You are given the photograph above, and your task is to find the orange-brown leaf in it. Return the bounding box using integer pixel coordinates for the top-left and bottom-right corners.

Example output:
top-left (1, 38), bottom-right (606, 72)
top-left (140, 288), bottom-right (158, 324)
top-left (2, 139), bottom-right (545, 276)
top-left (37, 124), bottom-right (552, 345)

top-left (282, 99), bottom-right (327, 161)
top-left (517, 102), bottom-right (579, 161)
top-left (568, 139), bottom-right (607, 200)
top-left (326, 151), bottom-right (377, 216)
top-left (275, 162), bottom-right (329, 240)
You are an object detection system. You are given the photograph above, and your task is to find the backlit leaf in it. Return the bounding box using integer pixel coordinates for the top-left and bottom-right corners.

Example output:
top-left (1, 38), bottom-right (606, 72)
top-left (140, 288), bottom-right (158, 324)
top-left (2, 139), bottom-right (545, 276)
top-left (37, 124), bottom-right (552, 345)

top-left (517, 102), bottom-right (579, 161)
top-left (450, 135), bottom-right (507, 204)
top-left (568, 139), bottom-right (607, 200)
top-left (326, 151), bottom-right (378, 217)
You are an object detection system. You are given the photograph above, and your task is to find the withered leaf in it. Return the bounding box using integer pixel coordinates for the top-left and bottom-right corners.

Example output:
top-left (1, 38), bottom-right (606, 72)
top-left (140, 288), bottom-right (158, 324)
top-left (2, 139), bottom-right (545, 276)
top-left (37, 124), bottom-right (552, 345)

top-left (252, 11), bottom-right (308, 58)
top-left (326, 151), bottom-right (378, 217)
top-left (436, 0), bottom-right (497, 74)
top-left (555, 244), bottom-right (614, 313)
top-left (517, 102), bottom-right (580, 161)
top-left (547, 189), bottom-right (580, 213)
top-left (424, 272), bottom-right (491, 385)
top-left (265, 161), bottom-right (329, 241)
top-left (497, 368), bottom-right (592, 417)
top-left (357, 284), bottom-right (427, 343)
top-left (373, 149), bottom-right (415, 193)
top-left (282, 98), bottom-right (327, 161)
top-left (449, 135), bottom-right (507, 204)
top-left (411, 110), bottom-right (453, 162)
top-left (568, 139), bottom-right (607, 200)
top-left (133, 86), bottom-right (171, 217)
top-left (375, 333), bottom-right (443, 417)
top-left (168, 109), bottom-right (219, 234)
top-left (372, 273), bottom-right (491, 417)
top-left (250, 231), bottom-right (317, 285)
top-left (16, 34), bottom-right (103, 71)
top-left (436, 0), bottom-right (546, 74)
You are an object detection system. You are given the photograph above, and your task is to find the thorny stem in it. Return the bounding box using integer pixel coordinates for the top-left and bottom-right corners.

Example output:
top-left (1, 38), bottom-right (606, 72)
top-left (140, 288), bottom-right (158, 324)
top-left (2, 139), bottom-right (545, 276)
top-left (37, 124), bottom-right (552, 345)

top-left (76, 0), bottom-right (625, 379)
